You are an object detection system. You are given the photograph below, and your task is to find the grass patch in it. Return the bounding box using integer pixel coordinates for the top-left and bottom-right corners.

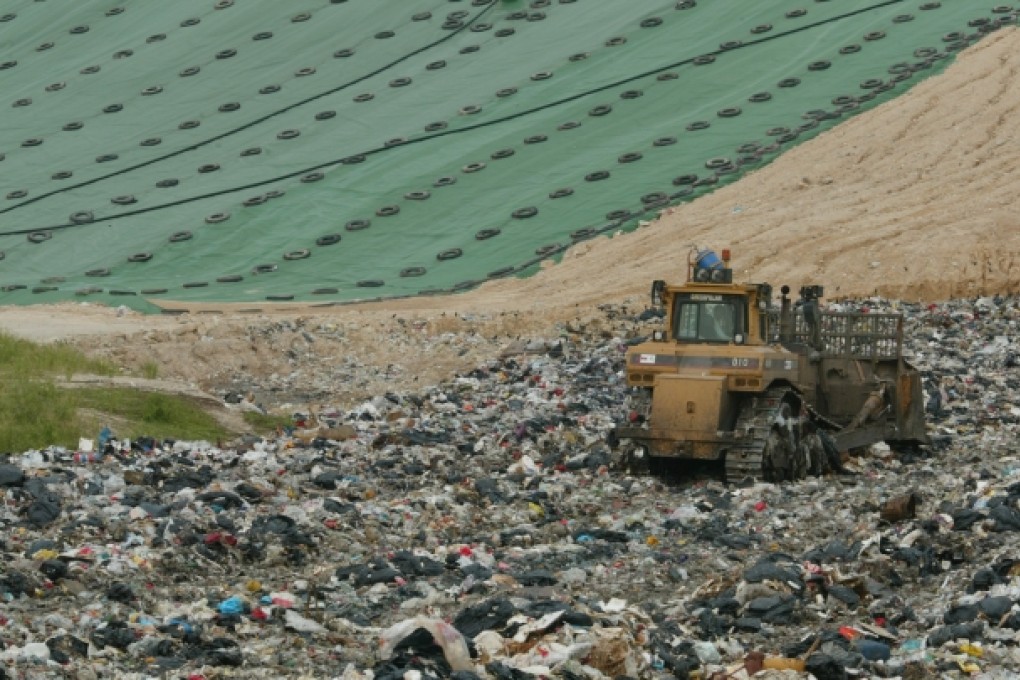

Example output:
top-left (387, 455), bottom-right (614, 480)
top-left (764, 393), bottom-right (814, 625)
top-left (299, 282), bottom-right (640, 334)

top-left (0, 331), bottom-right (116, 379)
top-left (243, 410), bottom-right (293, 434)
top-left (0, 332), bottom-right (230, 451)
top-left (140, 361), bottom-right (160, 380)
top-left (75, 389), bottom-right (229, 443)
top-left (0, 382), bottom-right (82, 453)
top-left (0, 385), bottom-right (230, 452)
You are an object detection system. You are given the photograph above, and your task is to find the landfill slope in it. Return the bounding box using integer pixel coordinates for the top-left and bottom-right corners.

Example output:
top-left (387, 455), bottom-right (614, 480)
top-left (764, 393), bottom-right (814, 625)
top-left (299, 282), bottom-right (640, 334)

top-left (0, 1), bottom-right (1012, 308)
top-left (1, 28), bottom-right (1020, 333)
top-left (411, 26), bottom-right (1020, 312)
top-left (2, 30), bottom-right (1020, 402)
top-left (143, 26), bottom-right (1020, 318)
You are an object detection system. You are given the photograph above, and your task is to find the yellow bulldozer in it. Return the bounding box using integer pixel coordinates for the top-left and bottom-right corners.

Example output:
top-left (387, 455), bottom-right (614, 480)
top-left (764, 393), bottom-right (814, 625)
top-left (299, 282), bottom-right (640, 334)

top-left (613, 246), bottom-right (929, 482)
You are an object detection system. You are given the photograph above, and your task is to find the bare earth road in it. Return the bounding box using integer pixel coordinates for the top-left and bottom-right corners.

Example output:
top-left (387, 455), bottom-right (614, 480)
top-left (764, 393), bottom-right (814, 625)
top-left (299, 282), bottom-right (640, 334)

top-left (1, 29), bottom-right (1018, 405)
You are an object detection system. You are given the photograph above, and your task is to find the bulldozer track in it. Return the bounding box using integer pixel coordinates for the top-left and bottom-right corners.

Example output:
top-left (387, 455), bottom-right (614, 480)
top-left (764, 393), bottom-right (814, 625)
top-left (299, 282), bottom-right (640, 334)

top-left (725, 386), bottom-right (795, 483)
top-left (804, 399), bottom-right (844, 432)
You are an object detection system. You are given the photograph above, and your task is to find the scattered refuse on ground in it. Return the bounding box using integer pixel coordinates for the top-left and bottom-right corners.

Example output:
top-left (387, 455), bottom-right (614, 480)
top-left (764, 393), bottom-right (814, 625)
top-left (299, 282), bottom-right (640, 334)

top-left (1, 296), bottom-right (1019, 678)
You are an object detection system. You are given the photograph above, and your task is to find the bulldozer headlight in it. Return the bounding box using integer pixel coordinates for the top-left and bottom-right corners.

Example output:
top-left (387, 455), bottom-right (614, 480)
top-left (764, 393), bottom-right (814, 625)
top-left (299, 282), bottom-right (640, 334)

top-left (734, 333), bottom-right (745, 345)
top-left (652, 330), bottom-right (665, 341)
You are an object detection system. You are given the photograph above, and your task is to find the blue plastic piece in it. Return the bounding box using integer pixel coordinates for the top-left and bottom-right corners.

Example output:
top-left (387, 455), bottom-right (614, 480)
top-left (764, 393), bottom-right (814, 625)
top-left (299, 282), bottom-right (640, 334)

top-left (218, 596), bottom-right (245, 616)
top-left (855, 639), bottom-right (891, 661)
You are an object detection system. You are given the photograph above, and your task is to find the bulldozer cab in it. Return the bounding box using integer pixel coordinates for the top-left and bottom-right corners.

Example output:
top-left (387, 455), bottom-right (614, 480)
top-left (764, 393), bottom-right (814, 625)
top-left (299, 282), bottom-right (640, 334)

top-left (649, 247), bottom-right (772, 348)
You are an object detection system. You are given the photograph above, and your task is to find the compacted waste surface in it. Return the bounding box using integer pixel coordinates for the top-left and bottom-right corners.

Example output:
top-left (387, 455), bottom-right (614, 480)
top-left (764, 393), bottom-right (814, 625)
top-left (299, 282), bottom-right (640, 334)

top-left (1, 295), bottom-right (1018, 677)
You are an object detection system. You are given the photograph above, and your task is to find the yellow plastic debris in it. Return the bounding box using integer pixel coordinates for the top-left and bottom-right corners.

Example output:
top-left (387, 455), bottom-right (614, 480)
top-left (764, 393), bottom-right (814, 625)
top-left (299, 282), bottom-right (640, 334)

top-left (959, 643), bottom-right (983, 658)
top-left (763, 656), bottom-right (806, 672)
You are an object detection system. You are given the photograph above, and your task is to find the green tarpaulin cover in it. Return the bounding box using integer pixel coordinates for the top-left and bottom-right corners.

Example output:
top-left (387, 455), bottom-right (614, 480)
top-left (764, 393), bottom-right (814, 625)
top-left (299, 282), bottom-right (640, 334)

top-left (0, 0), bottom-right (1009, 311)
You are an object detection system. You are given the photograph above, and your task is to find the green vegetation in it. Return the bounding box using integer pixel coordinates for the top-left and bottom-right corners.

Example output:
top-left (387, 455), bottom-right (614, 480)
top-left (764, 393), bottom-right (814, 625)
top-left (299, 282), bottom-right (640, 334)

top-left (0, 332), bottom-right (117, 379)
top-left (0, 382), bottom-right (81, 453)
top-left (243, 410), bottom-right (293, 434)
top-left (0, 331), bottom-right (231, 452)
top-left (140, 360), bottom-right (160, 380)
top-left (74, 389), bottom-right (228, 443)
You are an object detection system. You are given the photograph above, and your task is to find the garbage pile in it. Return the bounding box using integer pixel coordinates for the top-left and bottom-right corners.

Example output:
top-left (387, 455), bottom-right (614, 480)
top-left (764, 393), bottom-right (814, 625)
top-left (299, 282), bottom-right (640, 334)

top-left (1, 295), bottom-right (1019, 678)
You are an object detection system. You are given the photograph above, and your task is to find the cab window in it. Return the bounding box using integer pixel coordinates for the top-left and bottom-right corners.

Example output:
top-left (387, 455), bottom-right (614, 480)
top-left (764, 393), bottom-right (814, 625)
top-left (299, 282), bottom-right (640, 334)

top-left (673, 295), bottom-right (744, 343)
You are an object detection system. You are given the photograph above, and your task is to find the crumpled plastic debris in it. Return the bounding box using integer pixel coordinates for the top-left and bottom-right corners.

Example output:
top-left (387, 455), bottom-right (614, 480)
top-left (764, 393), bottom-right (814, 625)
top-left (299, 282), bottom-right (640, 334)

top-left (379, 616), bottom-right (474, 672)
